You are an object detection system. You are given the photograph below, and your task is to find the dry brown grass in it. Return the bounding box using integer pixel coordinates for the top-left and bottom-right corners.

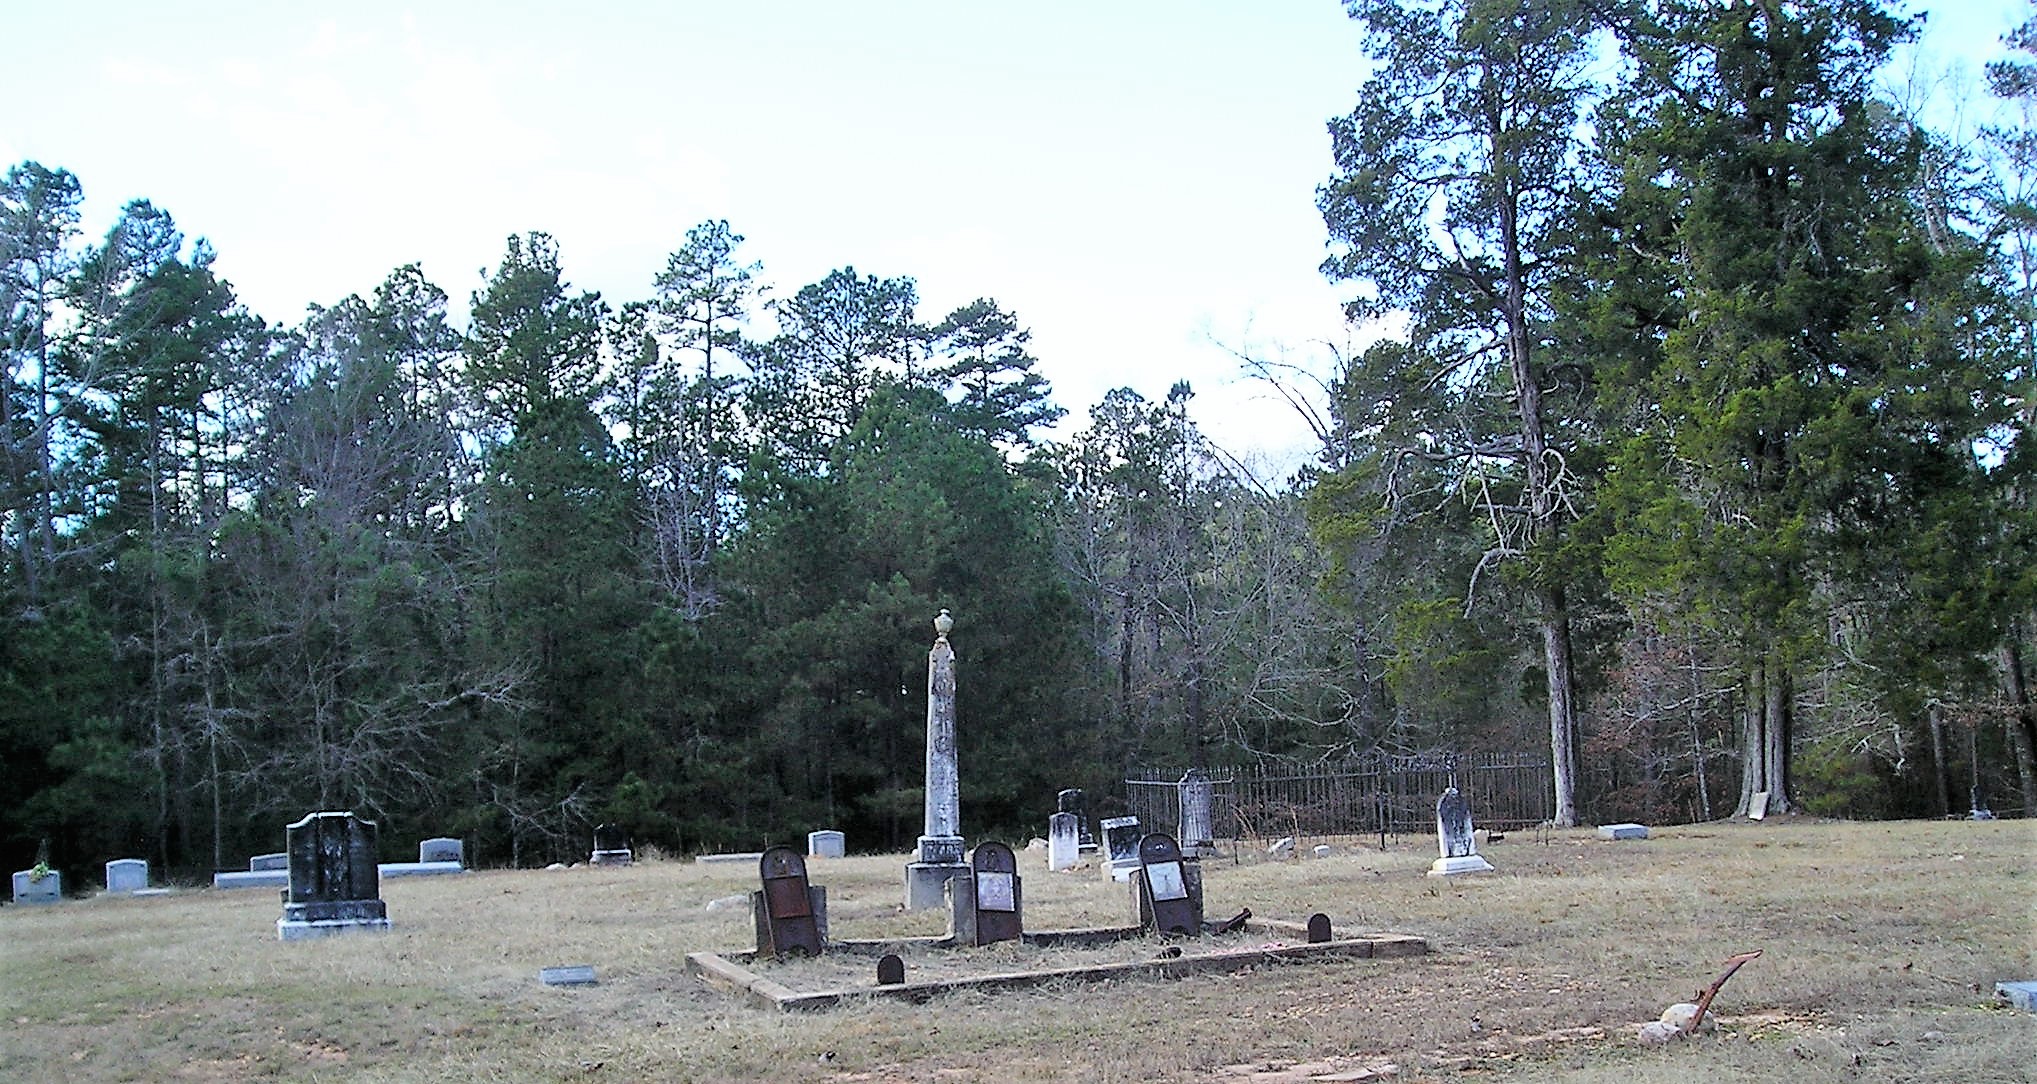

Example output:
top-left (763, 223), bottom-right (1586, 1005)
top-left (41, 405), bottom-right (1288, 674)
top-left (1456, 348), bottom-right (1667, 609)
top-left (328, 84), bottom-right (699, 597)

top-left (3, 817), bottom-right (2033, 1083)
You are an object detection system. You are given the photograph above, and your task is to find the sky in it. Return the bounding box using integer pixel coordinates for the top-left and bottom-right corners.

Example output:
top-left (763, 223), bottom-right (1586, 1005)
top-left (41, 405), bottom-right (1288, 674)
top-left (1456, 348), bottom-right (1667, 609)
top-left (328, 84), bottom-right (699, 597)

top-left (3, 2), bottom-right (2029, 472)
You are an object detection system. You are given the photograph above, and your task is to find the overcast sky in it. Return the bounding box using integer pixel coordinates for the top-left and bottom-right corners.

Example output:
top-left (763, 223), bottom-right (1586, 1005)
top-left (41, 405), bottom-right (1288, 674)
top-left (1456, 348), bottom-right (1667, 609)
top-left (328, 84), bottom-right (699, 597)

top-left (3, 2), bottom-right (2026, 470)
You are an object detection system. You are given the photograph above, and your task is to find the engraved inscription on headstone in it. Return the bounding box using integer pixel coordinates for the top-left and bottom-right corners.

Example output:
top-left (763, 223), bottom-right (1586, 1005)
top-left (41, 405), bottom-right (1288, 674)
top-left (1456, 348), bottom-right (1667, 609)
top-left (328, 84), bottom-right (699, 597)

top-left (754, 846), bottom-right (824, 958)
top-left (418, 837), bottom-right (464, 865)
top-left (1134, 832), bottom-right (1203, 936)
top-left (954, 840), bottom-right (1023, 947)
top-left (278, 811), bottom-right (391, 940)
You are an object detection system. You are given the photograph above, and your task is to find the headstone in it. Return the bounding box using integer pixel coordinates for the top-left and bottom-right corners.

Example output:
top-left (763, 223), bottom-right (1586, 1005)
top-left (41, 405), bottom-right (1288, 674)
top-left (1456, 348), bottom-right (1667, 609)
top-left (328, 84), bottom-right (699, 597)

top-left (1179, 769), bottom-right (1216, 857)
top-left (753, 846), bottom-right (824, 958)
top-left (1059, 788), bottom-right (1098, 853)
top-left (953, 841), bottom-right (1023, 947)
top-left (278, 811), bottom-right (391, 940)
top-left (1748, 791), bottom-right (1769, 820)
top-left (590, 823), bottom-right (632, 866)
top-left (905, 610), bottom-right (970, 909)
top-left (877, 954), bottom-right (906, 986)
top-left (418, 837), bottom-right (464, 865)
top-left (249, 852), bottom-right (287, 872)
top-left (1133, 832), bottom-right (1203, 936)
top-left (11, 868), bottom-right (61, 904)
top-left (1598, 823), bottom-right (1649, 841)
top-left (1047, 811), bottom-right (1080, 872)
top-left (807, 829), bottom-right (845, 859)
top-left (1267, 836), bottom-right (1295, 860)
top-left (105, 858), bottom-right (148, 894)
top-left (539, 965), bottom-right (598, 987)
top-left (1307, 913), bottom-right (1332, 943)
top-left (1101, 816), bottom-right (1143, 882)
top-left (1312, 844), bottom-right (1333, 859)
top-left (1428, 787), bottom-right (1495, 876)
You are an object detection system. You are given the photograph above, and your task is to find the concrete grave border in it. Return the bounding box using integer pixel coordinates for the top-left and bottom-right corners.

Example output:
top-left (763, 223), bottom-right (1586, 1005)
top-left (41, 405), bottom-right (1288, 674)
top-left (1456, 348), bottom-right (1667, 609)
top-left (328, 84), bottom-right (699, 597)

top-left (686, 917), bottom-right (1426, 1012)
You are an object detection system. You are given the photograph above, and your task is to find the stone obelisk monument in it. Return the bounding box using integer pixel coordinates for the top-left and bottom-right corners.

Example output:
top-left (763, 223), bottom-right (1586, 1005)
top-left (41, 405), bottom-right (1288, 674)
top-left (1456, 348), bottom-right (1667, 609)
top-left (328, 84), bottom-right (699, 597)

top-left (905, 609), bottom-right (969, 909)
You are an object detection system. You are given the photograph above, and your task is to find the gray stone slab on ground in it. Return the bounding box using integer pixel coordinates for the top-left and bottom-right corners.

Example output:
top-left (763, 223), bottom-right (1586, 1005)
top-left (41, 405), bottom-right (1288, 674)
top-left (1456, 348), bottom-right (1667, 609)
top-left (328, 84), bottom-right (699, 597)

top-left (1998, 981), bottom-right (2037, 1012)
top-left (696, 851), bottom-right (765, 865)
top-left (377, 861), bottom-right (466, 878)
top-left (1598, 823), bottom-right (1650, 840)
top-left (214, 869), bottom-right (289, 890)
top-left (540, 965), bottom-right (598, 987)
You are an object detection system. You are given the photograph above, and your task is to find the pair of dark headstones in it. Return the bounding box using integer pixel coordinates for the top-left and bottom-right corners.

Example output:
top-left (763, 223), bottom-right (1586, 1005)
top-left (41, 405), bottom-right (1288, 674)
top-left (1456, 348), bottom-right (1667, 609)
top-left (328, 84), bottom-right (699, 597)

top-left (278, 811), bottom-right (390, 940)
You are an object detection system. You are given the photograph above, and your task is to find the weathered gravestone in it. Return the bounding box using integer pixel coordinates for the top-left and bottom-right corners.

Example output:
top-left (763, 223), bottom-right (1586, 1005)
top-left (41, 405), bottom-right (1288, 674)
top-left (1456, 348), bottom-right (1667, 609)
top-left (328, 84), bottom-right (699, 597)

top-left (250, 852), bottom-right (288, 871)
top-left (1047, 811), bottom-right (1080, 872)
top-left (278, 811), bottom-right (391, 940)
top-left (1101, 816), bottom-right (1143, 882)
top-left (1428, 787), bottom-right (1495, 876)
top-left (906, 611), bottom-right (970, 909)
top-left (1133, 832), bottom-right (1203, 936)
top-left (876, 953), bottom-right (906, 986)
top-left (1179, 769), bottom-right (1217, 857)
top-left (11, 868), bottom-right (61, 904)
top-left (105, 858), bottom-right (148, 894)
top-left (418, 837), bottom-right (464, 865)
top-left (807, 830), bottom-right (845, 859)
top-left (1058, 788), bottom-right (1098, 853)
top-left (953, 841), bottom-right (1023, 947)
top-left (1307, 912), bottom-right (1332, 944)
top-left (539, 965), bottom-right (598, 987)
top-left (753, 846), bottom-right (825, 958)
top-left (590, 824), bottom-right (632, 866)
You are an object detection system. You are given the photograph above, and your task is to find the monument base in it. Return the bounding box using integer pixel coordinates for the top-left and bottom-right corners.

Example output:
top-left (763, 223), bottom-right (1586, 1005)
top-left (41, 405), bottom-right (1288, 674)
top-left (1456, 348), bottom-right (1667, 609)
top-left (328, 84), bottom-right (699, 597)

top-left (1427, 855), bottom-right (1496, 877)
top-left (903, 861), bottom-right (968, 911)
top-left (590, 849), bottom-right (633, 867)
top-left (278, 916), bottom-right (392, 941)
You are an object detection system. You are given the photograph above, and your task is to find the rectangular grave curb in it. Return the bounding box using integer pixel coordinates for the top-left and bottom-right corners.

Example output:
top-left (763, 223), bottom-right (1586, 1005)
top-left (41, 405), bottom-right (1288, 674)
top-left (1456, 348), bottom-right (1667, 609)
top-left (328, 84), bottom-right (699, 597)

top-left (686, 924), bottom-right (1428, 1012)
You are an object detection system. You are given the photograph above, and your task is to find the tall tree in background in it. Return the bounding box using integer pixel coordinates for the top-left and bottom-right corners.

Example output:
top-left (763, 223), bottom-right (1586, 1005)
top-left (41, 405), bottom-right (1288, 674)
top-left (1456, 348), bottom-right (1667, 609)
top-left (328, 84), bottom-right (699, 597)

top-left (930, 298), bottom-right (1064, 451)
top-left (745, 267), bottom-right (920, 471)
top-left (1319, 0), bottom-right (1603, 824)
top-left (0, 162), bottom-right (82, 606)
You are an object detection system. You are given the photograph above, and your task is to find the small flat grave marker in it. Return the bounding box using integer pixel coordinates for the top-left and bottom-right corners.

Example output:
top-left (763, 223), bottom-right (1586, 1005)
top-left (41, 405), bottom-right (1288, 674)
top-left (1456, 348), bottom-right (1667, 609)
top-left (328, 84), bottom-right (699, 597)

top-left (1136, 832), bottom-right (1202, 936)
top-left (1307, 913), bottom-right (1332, 944)
top-left (1598, 823), bottom-right (1649, 841)
top-left (877, 954), bottom-right (905, 986)
top-left (540, 965), bottom-right (598, 987)
top-left (754, 846), bottom-right (823, 958)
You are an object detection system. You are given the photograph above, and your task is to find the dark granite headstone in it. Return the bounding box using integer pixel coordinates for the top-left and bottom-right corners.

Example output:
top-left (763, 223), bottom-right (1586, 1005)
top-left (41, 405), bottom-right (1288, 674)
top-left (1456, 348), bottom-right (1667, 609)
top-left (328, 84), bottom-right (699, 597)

top-left (955, 841), bottom-right (1023, 946)
top-left (591, 823), bottom-right (632, 866)
top-left (1135, 831), bottom-right (1202, 936)
top-left (877, 954), bottom-right (905, 986)
top-left (1307, 913), bottom-right (1332, 944)
top-left (1058, 788), bottom-right (1097, 852)
top-left (754, 846), bottom-right (823, 958)
top-left (279, 811), bottom-right (390, 940)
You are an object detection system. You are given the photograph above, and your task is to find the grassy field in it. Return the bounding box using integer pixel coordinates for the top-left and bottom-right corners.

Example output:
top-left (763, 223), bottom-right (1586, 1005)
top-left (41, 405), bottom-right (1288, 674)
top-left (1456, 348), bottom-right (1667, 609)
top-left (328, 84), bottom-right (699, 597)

top-left (3, 817), bottom-right (2032, 1083)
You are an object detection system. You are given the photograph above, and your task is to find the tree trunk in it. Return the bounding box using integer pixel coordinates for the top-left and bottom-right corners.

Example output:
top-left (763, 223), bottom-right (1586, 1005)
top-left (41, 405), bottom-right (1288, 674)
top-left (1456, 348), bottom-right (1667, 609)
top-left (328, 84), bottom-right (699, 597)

top-left (1928, 701), bottom-right (1951, 819)
top-left (1541, 583), bottom-right (1579, 826)
top-left (1999, 640), bottom-right (2037, 817)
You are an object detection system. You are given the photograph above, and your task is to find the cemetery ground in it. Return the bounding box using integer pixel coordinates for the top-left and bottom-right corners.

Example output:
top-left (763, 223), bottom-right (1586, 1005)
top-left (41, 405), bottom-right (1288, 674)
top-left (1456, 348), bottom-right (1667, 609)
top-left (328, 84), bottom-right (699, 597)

top-left (2, 818), bottom-right (2031, 1083)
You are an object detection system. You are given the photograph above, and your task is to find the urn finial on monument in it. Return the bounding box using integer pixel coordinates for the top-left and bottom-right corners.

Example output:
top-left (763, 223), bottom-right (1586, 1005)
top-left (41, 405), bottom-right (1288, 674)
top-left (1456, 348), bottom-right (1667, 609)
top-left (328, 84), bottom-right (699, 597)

top-left (934, 608), bottom-right (954, 640)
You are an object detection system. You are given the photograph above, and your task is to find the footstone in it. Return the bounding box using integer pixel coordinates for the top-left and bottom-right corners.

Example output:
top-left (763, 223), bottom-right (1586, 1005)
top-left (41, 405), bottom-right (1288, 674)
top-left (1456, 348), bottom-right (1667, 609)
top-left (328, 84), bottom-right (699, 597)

top-left (540, 965), bottom-right (598, 987)
top-left (1307, 913), bottom-right (1332, 943)
top-left (1598, 823), bottom-right (1649, 841)
top-left (877, 954), bottom-right (905, 986)
top-left (807, 830), bottom-right (845, 859)
top-left (105, 858), bottom-right (148, 894)
top-left (418, 837), bottom-right (464, 865)
top-left (12, 869), bottom-right (61, 904)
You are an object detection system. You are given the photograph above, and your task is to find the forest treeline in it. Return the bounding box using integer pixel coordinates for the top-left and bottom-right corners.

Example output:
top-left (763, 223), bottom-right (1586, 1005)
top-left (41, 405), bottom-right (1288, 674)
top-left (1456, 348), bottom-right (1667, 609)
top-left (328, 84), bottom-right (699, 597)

top-left (6, 0), bottom-right (2037, 879)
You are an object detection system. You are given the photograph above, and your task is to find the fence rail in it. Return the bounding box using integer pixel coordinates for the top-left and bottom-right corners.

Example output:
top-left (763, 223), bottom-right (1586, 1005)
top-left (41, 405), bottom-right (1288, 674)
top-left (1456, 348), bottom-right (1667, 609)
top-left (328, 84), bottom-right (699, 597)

top-left (1125, 752), bottom-right (1551, 844)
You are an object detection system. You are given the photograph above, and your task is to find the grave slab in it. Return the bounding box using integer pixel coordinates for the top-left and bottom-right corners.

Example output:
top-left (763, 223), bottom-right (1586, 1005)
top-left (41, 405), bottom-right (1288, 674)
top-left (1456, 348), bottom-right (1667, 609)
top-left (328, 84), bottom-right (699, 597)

top-left (540, 965), bottom-right (598, 987)
top-left (1598, 823), bottom-right (1650, 840)
top-left (696, 851), bottom-right (766, 865)
top-left (378, 861), bottom-right (467, 878)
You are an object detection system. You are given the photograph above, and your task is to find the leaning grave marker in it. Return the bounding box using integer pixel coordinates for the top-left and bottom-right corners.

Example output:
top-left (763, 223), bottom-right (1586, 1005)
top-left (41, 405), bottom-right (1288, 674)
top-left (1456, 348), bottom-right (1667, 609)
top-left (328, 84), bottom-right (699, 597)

top-left (953, 840), bottom-right (1022, 947)
top-left (753, 846), bottom-right (825, 958)
top-left (1133, 831), bottom-right (1202, 936)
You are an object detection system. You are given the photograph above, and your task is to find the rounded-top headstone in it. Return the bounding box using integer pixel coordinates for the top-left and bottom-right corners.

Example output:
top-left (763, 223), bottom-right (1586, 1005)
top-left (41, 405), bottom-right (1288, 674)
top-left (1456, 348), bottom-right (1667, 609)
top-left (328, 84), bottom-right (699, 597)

top-left (877, 954), bottom-right (905, 986)
top-left (1138, 832), bottom-right (1185, 865)
top-left (1306, 913), bottom-right (1332, 944)
top-left (760, 846), bottom-right (807, 881)
top-left (971, 840), bottom-right (1017, 873)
